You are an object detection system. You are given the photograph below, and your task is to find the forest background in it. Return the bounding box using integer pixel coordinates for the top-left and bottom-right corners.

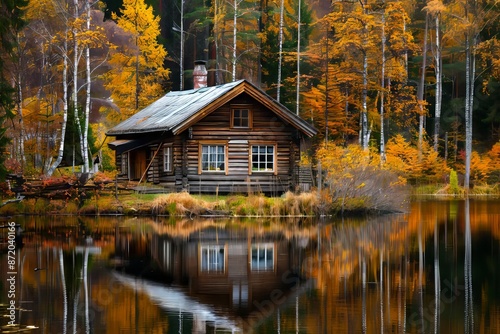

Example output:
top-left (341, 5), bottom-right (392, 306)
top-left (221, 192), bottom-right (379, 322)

top-left (1, 0), bottom-right (500, 201)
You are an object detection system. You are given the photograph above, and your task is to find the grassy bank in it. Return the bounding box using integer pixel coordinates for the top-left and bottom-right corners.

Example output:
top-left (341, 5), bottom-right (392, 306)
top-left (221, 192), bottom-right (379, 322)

top-left (0, 189), bottom-right (408, 217)
top-left (412, 182), bottom-right (500, 197)
top-left (4, 181), bottom-right (497, 218)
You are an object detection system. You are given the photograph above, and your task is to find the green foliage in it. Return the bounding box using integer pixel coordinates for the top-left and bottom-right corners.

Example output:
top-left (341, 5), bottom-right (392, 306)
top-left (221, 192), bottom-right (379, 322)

top-left (0, 0), bottom-right (28, 181)
top-left (449, 169), bottom-right (460, 194)
top-left (261, 0), bottom-right (315, 107)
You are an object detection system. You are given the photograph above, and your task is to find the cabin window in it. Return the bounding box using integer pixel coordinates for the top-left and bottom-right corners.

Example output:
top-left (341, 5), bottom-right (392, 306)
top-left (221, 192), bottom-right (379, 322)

top-left (250, 243), bottom-right (274, 272)
top-left (200, 244), bottom-right (226, 273)
top-left (200, 143), bottom-right (226, 173)
top-left (250, 144), bottom-right (276, 173)
top-left (231, 108), bottom-right (251, 128)
top-left (120, 152), bottom-right (129, 175)
top-left (163, 144), bottom-right (173, 172)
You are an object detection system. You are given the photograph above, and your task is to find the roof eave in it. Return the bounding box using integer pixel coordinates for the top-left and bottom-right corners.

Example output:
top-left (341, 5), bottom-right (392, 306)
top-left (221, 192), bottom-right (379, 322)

top-left (106, 127), bottom-right (172, 136)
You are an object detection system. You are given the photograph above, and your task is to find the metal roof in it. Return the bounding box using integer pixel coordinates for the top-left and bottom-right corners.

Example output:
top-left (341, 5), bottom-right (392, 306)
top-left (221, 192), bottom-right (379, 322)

top-left (106, 79), bottom-right (317, 137)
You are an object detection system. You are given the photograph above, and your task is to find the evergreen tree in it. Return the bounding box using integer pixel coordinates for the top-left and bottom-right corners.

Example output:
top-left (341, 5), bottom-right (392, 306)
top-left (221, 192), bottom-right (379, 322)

top-left (0, 0), bottom-right (28, 181)
top-left (104, 0), bottom-right (169, 121)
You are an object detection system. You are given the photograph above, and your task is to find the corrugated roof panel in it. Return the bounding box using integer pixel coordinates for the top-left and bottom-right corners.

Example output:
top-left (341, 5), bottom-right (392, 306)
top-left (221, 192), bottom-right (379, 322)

top-left (107, 80), bottom-right (243, 135)
top-left (106, 79), bottom-right (317, 137)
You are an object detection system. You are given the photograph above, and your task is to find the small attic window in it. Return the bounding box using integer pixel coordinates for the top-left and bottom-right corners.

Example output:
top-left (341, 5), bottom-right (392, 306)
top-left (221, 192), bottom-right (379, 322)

top-left (231, 106), bottom-right (252, 128)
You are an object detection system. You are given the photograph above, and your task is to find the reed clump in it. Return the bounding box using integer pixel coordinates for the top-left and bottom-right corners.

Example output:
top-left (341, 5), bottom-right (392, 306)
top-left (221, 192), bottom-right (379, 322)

top-left (151, 192), bottom-right (222, 216)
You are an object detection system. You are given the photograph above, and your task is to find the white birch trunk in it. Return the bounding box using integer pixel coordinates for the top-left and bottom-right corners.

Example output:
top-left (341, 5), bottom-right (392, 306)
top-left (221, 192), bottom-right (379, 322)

top-left (361, 50), bottom-right (369, 150)
top-left (73, 0), bottom-right (84, 171)
top-left (380, 12), bottom-right (386, 162)
top-left (232, 0), bottom-right (237, 81)
top-left (464, 32), bottom-right (476, 190)
top-left (16, 40), bottom-right (25, 168)
top-left (180, 0), bottom-right (184, 90)
top-left (418, 14), bottom-right (429, 159)
top-left (83, 0), bottom-right (91, 173)
top-left (214, 0), bottom-right (221, 85)
top-left (433, 13), bottom-right (442, 152)
top-left (296, 0), bottom-right (300, 115)
top-left (47, 31), bottom-right (69, 176)
top-left (277, 0), bottom-right (284, 102)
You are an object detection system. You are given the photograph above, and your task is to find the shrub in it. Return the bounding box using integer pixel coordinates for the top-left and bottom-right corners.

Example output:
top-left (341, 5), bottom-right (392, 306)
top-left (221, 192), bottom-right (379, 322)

top-left (317, 143), bottom-right (409, 214)
top-left (449, 169), bottom-right (460, 195)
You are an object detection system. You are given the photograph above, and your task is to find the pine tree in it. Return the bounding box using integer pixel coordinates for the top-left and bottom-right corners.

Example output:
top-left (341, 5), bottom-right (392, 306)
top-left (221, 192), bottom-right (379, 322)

top-left (104, 0), bottom-right (169, 121)
top-left (0, 0), bottom-right (28, 181)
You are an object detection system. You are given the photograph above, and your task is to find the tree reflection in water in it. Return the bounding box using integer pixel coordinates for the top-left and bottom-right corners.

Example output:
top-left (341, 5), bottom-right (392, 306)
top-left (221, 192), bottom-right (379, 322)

top-left (1, 199), bottom-right (499, 333)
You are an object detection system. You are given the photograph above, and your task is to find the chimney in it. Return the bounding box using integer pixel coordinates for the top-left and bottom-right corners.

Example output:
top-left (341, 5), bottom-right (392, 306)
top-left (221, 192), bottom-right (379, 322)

top-left (193, 60), bottom-right (208, 89)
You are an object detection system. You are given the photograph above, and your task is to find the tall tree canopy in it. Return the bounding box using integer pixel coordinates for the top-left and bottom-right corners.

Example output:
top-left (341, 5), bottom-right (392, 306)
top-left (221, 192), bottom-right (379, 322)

top-left (103, 0), bottom-right (169, 121)
top-left (1, 0), bottom-right (499, 189)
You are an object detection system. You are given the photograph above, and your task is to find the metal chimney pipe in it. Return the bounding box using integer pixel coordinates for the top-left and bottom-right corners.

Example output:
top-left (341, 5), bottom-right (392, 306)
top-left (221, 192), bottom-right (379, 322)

top-left (193, 60), bottom-right (208, 89)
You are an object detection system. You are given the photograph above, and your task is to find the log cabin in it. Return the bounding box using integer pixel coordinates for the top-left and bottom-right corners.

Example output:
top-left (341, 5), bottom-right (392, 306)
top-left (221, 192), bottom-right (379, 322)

top-left (106, 63), bottom-right (317, 194)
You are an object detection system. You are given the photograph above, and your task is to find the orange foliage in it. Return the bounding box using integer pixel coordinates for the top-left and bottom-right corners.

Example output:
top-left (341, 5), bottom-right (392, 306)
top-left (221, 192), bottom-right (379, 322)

top-left (384, 134), bottom-right (448, 184)
top-left (488, 141), bottom-right (500, 171)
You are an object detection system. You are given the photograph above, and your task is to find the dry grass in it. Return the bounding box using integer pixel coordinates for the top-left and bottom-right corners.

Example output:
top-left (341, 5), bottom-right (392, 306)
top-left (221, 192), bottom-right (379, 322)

top-left (2, 185), bottom-right (415, 217)
top-left (151, 192), bottom-right (221, 216)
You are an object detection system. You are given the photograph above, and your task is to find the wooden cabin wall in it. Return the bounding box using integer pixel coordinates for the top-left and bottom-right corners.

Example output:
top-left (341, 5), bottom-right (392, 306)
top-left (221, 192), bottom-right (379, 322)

top-left (170, 96), bottom-right (301, 194)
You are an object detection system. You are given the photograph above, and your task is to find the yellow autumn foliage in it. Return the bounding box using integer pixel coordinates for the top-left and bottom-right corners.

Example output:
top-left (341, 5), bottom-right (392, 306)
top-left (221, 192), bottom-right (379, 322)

top-left (316, 143), bottom-right (408, 213)
top-left (384, 134), bottom-right (448, 184)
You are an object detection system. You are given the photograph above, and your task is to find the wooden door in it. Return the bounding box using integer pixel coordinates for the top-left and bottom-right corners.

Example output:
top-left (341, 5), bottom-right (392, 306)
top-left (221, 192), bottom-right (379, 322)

top-left (130, 150), bottom-right (147, 180)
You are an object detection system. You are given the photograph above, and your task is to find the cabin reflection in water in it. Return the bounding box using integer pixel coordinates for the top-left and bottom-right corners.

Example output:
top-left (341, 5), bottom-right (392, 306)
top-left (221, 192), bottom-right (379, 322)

top-left (113, 219), bottom-right (311, 331)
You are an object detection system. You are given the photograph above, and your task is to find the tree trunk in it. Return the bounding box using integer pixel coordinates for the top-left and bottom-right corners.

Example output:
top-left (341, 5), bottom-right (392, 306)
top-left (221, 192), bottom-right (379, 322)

top-left (361, 49), bottom-right (369, 150)
top-left (73, 0), bottom-right (84, 171)
top-left (418, 14), bottom-right (429, 159)
top-left (232, 0), bottom-right (237, 81)
top-left (180, 0), bottom-right (184, 90)
top-left (464, 32), bottom-right (475, 190)
top-left (380, 11), bottom-right (386, 162)
top-left (16, 36), bottom-right (25, 169)
top-left (295, 0), bottom-right (300, 115)
top-left (47, 32), bottom-right (69, 176)
top-left (83, 0), bottom-right (91, 173)
top-left (433, 13), bottom-right (442, 152)
top-left (277, 0), bottom-right (284, 102)
top-left (360, 1), bottom-right (370, 150)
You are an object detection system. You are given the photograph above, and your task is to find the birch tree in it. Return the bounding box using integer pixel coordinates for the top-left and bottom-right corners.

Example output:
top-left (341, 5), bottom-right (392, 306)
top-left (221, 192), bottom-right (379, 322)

top-left (47, 12), bottom-right (70, 176)
top-left (417, 13), bottom-right (429, 158)
top-left (424, 0), bottom-right (445, 152)
top-left (460, 0), bottom-right (499, 189)
top-left (277, 0), bottom-right (284, 101)
top-left (379, 8), bottom-right (387, 161)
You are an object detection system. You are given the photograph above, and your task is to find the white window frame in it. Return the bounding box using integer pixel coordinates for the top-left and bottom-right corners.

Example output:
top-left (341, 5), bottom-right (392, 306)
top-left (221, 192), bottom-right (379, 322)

top-left (121, 152), bottom-right (129, 176)
top-left (199, 142), bottom-right (228, 174)
top-left (250, 242), bottom-right (275, 272)
top-left (163, 144), bottom-right (173, 173)
top-left (199, 244), bottom-right (226, 274)
top-left (250, 143), bottom-right (277, 174)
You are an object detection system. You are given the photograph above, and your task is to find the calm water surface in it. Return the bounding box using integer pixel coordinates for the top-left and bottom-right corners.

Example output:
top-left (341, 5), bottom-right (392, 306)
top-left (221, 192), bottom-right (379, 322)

top-left (1, 198), bottom-right (499, 333)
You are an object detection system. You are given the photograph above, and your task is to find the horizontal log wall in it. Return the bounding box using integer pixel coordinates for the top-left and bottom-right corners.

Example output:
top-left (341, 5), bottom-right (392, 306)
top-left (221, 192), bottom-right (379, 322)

top-left (178, 94), bottom-right (300, 194)
top-left (125, 94), bottom-right (304, 194)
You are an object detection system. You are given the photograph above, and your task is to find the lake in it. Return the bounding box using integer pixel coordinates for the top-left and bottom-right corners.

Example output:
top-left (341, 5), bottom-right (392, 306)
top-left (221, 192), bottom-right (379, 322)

top-left (1, 198), bottom-right (499, 333)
